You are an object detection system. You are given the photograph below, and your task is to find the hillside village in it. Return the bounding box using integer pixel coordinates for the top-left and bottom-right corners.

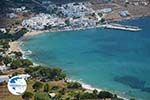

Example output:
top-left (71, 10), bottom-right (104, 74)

top-left (0, 0), bottom-right (150, 33)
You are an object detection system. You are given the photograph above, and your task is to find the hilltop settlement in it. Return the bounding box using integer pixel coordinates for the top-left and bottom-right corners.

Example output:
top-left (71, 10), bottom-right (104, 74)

top-left (0, 0), bottom-right (150, 100)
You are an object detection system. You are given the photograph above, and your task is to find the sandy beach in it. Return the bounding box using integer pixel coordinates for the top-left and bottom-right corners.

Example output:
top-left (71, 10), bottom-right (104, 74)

top-left (9, 30), bottom-right (45, 52)
top-left (8, 27), bottom-right (102, 52)
top-left (23, 31), bottom-right (46, 38)
top-left (8, 29), bottom-right (129, 100)
top-left (20, 30), bottom-right (49, 41)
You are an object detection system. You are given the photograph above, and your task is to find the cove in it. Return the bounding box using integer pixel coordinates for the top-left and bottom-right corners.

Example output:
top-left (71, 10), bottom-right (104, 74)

top-left (21, 17), bottom-right (150, 100)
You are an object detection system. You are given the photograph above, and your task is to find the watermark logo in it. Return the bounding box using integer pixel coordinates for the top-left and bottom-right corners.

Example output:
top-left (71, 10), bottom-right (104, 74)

top-left (7, 76), bottom-right (27, 95)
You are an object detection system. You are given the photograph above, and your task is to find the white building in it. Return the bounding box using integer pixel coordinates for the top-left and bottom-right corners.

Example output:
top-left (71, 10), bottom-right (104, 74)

top-left (22, 13), bottom-right (65, 30)
top-left (59, 2), bottom-right (93, 17)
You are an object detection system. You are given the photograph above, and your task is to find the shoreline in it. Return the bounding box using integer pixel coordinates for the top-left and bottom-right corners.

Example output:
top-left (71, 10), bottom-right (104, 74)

top-left (9, 30), bottom-right (46, 52)
top-left (67, 79), bottom-right (128, 100)
top-left (8, 16), bottom-right (147, 100)
top-left (9, 31), bottom-right (129, 100)
top-left (21, 31), bottom-right (48, 39)
top-left (9, 15), bottom-right (148, 53)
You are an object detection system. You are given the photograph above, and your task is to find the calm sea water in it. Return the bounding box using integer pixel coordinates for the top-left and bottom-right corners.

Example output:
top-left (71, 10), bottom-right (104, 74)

top-left (21, 17), bottom-right (150, 100)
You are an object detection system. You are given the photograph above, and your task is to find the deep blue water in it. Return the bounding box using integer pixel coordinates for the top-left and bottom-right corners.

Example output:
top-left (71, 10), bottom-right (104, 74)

top-left (21, 17), bottom-right (150, 100)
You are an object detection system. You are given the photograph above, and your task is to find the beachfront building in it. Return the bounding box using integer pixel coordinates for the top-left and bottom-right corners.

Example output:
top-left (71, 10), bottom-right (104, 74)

top-left (22, 13), bottom-right (66, 30)
top-left (70, 16), bottom-right (98, 28)
top-left (21, 2), bottom-right (105, 31)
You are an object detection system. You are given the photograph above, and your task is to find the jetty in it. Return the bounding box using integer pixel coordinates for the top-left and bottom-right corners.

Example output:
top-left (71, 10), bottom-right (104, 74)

top-left (101, 23), bottom-right (141, 32)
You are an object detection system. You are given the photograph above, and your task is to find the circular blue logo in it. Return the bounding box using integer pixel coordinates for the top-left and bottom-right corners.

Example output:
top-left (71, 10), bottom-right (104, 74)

top-left (7, 76), bottom-right (27, 95)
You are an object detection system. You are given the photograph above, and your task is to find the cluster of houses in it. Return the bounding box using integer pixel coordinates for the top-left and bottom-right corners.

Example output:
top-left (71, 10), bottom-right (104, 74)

top-left (22, 13), bottom-right (66, 30)
top-left (22, 2), bottom-right (104, 31)
top-left (57, 2), bottom-right (93, 18)
top-left (22, 0), bottom-right (150, 31)
top-left (69, 17), bottom-right (98, 28)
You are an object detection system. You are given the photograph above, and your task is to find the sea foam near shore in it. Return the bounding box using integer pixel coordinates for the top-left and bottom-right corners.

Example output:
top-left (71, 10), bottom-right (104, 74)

top-left (13, 17), bottom-right (150, 100)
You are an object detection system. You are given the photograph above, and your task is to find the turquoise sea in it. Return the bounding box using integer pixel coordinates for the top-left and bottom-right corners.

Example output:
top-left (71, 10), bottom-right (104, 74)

top-left (21, 17), bottom-right (150, 100)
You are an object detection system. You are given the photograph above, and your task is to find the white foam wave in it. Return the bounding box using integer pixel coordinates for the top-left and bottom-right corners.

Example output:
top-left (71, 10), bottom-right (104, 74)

top-left (66, 78), bottom-right (128, 100)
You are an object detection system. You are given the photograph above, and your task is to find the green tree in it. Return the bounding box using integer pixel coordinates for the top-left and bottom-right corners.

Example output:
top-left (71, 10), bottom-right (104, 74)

top-left (43, 83), bottom-right (49, 92)
top-left (114, 94), bottom-right (118, 99)
top-left (100, 18), bottom-right (105, 23)
top-left (21, 59), bottom-right (33, 67)
top-left (67, 82), bottom-right (82, 89)
top-left (98, 13), bottom-right (103, 17)
top-left (3, 56), bottom-right (12, 65)
top-left (20, 28), bottom-right (28, 33)
top-left (32, 81), bottom-right (43, 91)
top-left (74, 92), bottom-right (81, 100)
top-left (65, 19), bottom-right (70, 26)
top-left (44, 25), bottom-right (52, 30)
top-left (81, 92), bottom-right (96, 99)
top-left (25, 66), bottom-right (66, 81)
top-left (13, 51), bottom-right (22, 58)
top-left (98, 91), bottom-right (113, 99)
top-left (2, 42), bottom-right (10, 50)
top-left (0, 55), bottom-right (3, 62)
top-left (51, 68), bottom-right (66, 80)
top-left (12, 72), bottom-right (18, 77)
top-left (25, 66), bottom-right (39, 73)
top-left (10, 59), bottom-right (22, 69)
top-left (22, 91), bottom-right (33, 100)
top-left (91, 13), bottom-right (96, 17)
top-left (59, 88), bottom-right (65, 95)
top-left (93, 89), bottom-right (98, 94)
top-left (34, 92), bottom-right (50, 100)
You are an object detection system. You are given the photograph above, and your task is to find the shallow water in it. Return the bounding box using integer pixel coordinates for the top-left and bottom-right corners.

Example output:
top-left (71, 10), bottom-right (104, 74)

top-left (22, 17), bottom-right (150, 100)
